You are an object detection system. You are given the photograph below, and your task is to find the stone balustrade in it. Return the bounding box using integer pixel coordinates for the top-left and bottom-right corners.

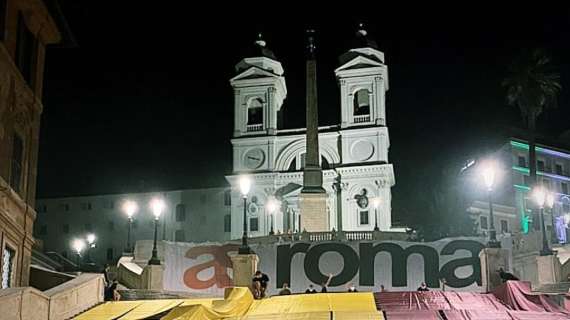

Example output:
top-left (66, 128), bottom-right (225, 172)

top-left (0, 273), bottom-right (104, 320)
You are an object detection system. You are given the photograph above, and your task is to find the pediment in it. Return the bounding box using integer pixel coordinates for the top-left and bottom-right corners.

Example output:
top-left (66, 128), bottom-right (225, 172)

top-left (230, 66), bottom-right (279, 82)
top-left (335, 55), bottom-right (384, 74)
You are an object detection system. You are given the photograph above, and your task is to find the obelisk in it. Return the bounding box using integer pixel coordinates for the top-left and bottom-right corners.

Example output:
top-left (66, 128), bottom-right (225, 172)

top-left (299, 30), bottom-right (328, 232)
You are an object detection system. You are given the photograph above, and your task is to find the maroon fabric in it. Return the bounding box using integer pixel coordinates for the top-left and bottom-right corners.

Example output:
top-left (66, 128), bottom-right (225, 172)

top-left (375, 291), bottom-right (509, 311)
top-left (492, 281), bottom-right (569, 314)
top-left (442, 310), bottom-right (569, 320)
top-left (384, 310), bottom-right (442, 319)
top-left (507, 310), bottom-right (570, 320)
top-left (443, 310), bottom-right (513, 320)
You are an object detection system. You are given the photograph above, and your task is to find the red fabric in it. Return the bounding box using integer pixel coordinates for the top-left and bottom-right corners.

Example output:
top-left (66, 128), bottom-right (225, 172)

top-left (492, 281), bottom-right (569, 314)
top-left (384, 310), bottom-right (442, 319)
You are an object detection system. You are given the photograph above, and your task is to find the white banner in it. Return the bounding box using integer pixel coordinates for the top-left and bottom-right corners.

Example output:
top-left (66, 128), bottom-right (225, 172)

top-left (164, 237), bottom-right (488, 296)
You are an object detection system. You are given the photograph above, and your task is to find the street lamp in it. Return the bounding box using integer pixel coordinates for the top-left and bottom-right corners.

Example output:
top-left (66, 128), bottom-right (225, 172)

top-left (534, 187), bottom-right (553, 256)
top-left (72, 238), bottom-right (86, 270)
top-left (238, 175), bottom-right (253, 254)
top-left (148, 197), bottom-right (165, 265)
top-left (266, 197), bottom-right (279, 235)
top-left (372, 197), bottom-right (381, 231)
top-left (481, 160), bottom-right (500, 248)
top-left (123, 200), bottom-right (138, 255)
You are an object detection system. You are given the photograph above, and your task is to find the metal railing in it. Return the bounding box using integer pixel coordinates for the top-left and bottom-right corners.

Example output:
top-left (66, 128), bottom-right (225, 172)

top-left (246, 124), bottom-right (263, 132)
top-left (353, 115), bottom-right (371, 123)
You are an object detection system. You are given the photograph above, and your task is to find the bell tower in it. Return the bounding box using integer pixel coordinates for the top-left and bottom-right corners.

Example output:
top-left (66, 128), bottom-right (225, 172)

top-left (335, 24), bottom-right (388, 128)
top-left (230, 34), bottom-right (287, 137)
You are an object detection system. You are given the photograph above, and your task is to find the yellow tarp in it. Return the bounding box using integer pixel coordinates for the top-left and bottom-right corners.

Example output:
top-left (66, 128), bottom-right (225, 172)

top-left (180, 298), bottom-right (219, 307)
top-left (74, 301), bottom-right (142, 320)
top-left (118, 299), bottom-right (184, 320)
top-left (161, 287), bottom-right (253, 320)
top-left (74, 288), bottom-right (382, 320)
top-left (246, 292), bottom-right (378, 315)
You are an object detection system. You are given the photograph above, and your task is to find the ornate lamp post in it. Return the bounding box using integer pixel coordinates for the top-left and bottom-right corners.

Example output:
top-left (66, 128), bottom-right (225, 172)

top-left (372, 197), bottom-right (380, 231)
top-left (238, 176), bottom-right (253, 254)
top-left (534, 187), bottom-right (553, 256)
top-left (122, 200), bottom-right (138, 255)
top-left (72, 238), bottom-right (86, 270)
top-left (148, 198), bottom-right (165, 265)
top-left (266, 197), bottom-right (279, 235)
top-left (481, 161), bottom-right (500, 248)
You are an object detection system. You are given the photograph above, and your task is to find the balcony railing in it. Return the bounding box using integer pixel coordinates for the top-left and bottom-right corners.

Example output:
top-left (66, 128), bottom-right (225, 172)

top-left (345, 231), bottom-right (373, 241)
top-left (246, 230), bottom-right (408, 244)
top-left (353, 115), bottom-right (371, 123)
top-left (247, 124), bottom-right (263, 132)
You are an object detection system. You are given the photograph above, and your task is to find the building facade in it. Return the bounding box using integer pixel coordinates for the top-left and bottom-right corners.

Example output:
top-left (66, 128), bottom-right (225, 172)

top-left (466, 139), bottom-right (570, 243)
top-left (0, 0), bottom-right (62, 288)
top-left (34, 187), bottom-right (231, 266)
top-left (225, 29), bottom-right (398, 240)
top-left (505, 139), bottom-right (570, 240)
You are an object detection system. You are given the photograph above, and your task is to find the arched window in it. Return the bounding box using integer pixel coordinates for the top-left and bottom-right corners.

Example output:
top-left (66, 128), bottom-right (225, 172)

top-left (247, 98), bottom-right (263, 125)
top-left (353, 89), bottom-right (370, 116)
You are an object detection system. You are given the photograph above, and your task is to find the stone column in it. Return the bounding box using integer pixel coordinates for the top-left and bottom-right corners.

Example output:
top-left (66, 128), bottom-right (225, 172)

top-left (536, 254), bottom-right (562, 285)
top-left (231, 254), bottom-right (259, 288)
top-left (479, 248), bottom-right (510, 292)
top-left (300, 29), bottom-right (328, 232)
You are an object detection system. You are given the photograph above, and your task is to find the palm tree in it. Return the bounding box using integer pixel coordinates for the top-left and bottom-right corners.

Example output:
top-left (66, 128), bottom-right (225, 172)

top-left (502, 48), bottom-right (561, 230)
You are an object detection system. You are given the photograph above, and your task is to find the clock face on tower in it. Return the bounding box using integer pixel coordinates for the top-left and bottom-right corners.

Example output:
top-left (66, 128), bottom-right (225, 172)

top-left (244, 148), bottom-right (265, 169)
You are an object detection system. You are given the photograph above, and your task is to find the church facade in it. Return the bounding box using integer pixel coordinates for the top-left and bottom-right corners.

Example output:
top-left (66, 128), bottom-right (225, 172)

top-left (226, 29), bottom-right (398, 240)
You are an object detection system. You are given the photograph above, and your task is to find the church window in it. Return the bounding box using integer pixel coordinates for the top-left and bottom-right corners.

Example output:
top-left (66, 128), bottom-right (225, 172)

top-left (353, 89), bottom-right (370, 116)
top-left (247, 98), bottom-right (263, 125)
top-left (360, 211), bottom-right (369, 225)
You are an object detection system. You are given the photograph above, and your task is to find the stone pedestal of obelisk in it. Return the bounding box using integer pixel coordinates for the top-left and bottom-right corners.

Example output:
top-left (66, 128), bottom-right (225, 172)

top-left (300, 30), bottom-right (328, 232)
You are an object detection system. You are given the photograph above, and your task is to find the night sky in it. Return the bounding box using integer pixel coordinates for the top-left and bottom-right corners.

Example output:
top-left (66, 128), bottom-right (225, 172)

top-left (38, 4), bottom-right (570, 225)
